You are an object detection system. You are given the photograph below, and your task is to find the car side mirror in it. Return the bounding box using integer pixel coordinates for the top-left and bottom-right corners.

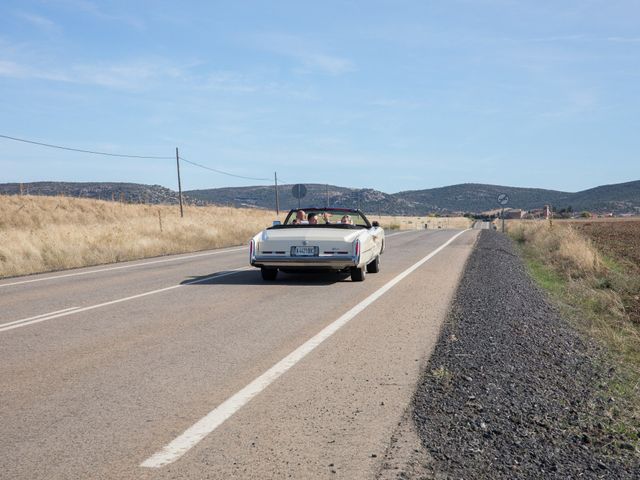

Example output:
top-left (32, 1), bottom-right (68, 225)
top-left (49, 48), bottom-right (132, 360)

top-left (372, 221), bottom-right (380, 227)
top-left (272, 220), bottom-right (281, 226)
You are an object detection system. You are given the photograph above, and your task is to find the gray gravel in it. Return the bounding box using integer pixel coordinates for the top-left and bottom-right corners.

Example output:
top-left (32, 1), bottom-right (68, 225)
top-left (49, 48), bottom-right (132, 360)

top-left (413, 230), bottom-right (640, 479)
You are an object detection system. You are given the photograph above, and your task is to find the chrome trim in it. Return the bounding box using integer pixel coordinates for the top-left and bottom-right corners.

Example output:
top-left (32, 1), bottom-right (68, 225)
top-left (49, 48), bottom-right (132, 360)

top-left (253, 255), bottom-right (357, 268)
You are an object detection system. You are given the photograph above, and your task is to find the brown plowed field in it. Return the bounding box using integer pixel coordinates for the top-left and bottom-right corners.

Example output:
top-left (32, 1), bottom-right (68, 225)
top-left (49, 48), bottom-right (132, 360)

top-left (570, 220), bottom-right (640, 271)
top-left (570, 220), bottom-right (640, 322)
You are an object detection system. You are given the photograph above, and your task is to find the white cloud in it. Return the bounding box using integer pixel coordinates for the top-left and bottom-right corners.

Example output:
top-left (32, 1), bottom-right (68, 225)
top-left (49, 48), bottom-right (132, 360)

top-left (294, 52), bottom-right (354, 76)
top-left (369, 98), bottom-right (428, 110)
top-left (0, 54), bottom-right (188, 90)
top-left (72, 61), bottom-right (185, 89)
top-left (55, 0), bottom-right (145, 29)
top-left (607, 36), bottom-right (640, 43)
top-left (16, 12), bottom-right (61, 32)
top-left (0, 60), bottom-right (29, 77)
top-left (254, 33), bottom-right (355, 76)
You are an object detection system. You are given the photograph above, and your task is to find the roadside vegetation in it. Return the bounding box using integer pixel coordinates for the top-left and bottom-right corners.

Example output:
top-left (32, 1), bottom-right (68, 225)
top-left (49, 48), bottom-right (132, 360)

top-left (0, 195), bottom-right (473, 278)
top-left (0, 194), bottom-right (274, 278)
top-left (507, 220), bottom-right (640, 447)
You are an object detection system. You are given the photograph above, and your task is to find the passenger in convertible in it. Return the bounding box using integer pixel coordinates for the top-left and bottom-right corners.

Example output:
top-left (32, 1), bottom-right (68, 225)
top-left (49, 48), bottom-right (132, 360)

top-left (295, 210), bottom-right (308, 224)
top-left (340, 215), bottom-right (353, 225)
top-left (307, 213), bottom-right (319, 224)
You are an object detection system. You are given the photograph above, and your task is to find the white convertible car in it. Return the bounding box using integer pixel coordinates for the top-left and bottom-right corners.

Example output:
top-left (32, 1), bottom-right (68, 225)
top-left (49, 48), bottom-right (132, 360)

top-left (250, 208), bottom-right (385, 282)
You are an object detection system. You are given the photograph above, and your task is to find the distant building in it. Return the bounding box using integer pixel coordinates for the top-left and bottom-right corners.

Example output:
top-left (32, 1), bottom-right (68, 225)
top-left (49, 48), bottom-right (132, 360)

top-left (503, 209), bottom-right (524, 219)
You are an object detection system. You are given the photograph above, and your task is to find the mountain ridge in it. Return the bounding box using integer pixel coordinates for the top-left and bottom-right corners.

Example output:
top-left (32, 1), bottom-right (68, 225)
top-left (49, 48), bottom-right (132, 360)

top-left (1, 180), bottom-right (639, 215)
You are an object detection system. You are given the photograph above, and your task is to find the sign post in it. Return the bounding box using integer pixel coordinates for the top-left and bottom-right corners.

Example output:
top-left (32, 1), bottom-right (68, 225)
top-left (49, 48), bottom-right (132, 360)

top-left (291, 184), bottom-right (307, 209)
top-left (274, 172), bottom-right (280, 216)
top-left (497, 193), bottom-right (509, 233)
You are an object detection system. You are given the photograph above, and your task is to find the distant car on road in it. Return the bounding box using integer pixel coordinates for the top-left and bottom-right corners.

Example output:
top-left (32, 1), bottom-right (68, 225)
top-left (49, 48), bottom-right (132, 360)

top-left (250, 208), bottom-right (385, 282)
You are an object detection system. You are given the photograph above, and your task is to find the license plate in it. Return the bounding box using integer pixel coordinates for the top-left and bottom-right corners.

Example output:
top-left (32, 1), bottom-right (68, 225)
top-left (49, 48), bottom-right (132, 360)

top-left (291, 246), bottom-right (318, 256)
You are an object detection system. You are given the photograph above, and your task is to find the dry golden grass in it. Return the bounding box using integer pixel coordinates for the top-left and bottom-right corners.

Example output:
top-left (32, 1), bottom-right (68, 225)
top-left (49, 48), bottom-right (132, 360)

top-left (507, 220), bottom-right (640, 442)
top-left (0, 195), bottom-right (275, 278)
top-left (0, 195), bottom-right (472, 278)
top-left (369, 214), bottom-right (472, 231)
top-left (507, 220), bottom-right (603, 277)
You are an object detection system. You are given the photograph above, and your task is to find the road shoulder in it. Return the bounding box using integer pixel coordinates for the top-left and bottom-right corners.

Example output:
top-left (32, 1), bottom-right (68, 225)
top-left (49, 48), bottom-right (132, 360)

top-left (411, 230), bottom-right (640, 479)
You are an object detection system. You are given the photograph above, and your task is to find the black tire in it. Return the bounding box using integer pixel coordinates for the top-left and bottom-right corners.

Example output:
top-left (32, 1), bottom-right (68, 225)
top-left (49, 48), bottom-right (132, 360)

top-left (350, 266), bottom-right (366, 282)
top-left (366, 255), bottom-right (380, 273)
top-left (261, 267), bottom-right (278, 281)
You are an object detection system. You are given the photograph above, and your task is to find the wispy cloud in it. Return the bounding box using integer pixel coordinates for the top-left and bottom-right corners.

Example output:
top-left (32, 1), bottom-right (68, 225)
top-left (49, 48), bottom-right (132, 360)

top-left (72, 61), bottom-right (183, 89)
top-left (0, 59), bottom-right (70, 82)
top-left (607, 36), bottom-right (640, 43)
top-left (527, 34), bottom-right (640, 45)
top-left (0, 54), bottom-right (188, 90)
top-left (0, 60), bottom-right (30, 78)
top-left (55, 0), bottom-right (145, 29)
top-left (15, 12), bottom-right (61, 33)
top-left (369, 98), bottom-right (428, 110)
top-left (254, 33), bottom-right (355, 76)
top-left (203, 72), bottom-right (263, 93)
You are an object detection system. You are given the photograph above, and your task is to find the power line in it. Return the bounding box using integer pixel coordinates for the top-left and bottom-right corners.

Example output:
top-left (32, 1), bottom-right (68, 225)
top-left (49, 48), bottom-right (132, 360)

top-left (1, 132), bottom-right (278, 183)
top-left (0, 134), bottom-right (174, 159)
top-left (179, 155), bottom-right (271, 181)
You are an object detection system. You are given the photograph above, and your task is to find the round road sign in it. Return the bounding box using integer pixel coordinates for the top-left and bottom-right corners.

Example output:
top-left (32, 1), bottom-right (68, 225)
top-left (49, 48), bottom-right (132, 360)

top-left (497, 193), bottom-right (509, 206)
top-left (291, 184), bottom-right (307, 199)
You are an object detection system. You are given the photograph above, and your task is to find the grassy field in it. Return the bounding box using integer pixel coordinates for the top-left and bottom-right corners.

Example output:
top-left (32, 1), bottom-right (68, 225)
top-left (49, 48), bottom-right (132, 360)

top-left (0, 195), bottom-right (471, 278)
top-left (507, 220), bottom-right (640, 447)
top-left (0, 195), bottom-right (275, 278)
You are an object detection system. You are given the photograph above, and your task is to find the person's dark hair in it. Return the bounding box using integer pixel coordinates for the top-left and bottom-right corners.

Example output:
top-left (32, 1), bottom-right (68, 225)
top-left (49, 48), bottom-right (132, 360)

top-left (308, 213), bottom-right (317, 220)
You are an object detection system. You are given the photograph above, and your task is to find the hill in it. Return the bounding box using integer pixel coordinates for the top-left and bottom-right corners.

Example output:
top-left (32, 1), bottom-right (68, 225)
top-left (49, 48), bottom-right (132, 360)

top-left (2, 180), bottom-right (639, 215)
top-left (186, 184), bottom-right (413, 214)
top-left (188, 181), bottom-right (640, 215)
top-left (564, 180), bottom-right (640, 213)
top-left (391, 183), bottom-right (571, 213)
top-left (0, 181), bottom-right (201, 205)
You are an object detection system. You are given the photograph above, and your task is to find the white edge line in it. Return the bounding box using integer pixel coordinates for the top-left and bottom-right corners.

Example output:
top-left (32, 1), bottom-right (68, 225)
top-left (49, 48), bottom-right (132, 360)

top-left (0, 268), bottom-right (252, 333)
top-left (0, 307), bottom-right (80, 329)
top-left (140, 228), bottom-right (470, 469)
top-left (0, 247), bottom-right (247, 288)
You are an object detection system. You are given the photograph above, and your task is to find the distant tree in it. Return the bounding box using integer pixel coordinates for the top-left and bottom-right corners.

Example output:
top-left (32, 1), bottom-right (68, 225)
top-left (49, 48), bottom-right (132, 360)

top-left (580, 211), bottom-right (592, 218)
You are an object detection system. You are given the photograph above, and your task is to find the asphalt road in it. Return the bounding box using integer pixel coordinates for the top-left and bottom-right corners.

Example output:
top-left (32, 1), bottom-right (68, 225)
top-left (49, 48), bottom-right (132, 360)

top-left (0, 228), bottom-right (477, 479)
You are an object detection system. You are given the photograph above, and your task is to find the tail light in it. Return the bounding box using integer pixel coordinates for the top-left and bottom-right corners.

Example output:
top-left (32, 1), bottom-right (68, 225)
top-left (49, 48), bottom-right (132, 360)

top-left (249, 239), bottom-right (255, 262)
top-left (354, 239), bottom-right (361, 262)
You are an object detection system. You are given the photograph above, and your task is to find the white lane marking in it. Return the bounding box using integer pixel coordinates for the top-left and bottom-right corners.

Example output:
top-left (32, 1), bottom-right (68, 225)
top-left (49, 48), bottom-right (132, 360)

top-left (0, 268), bottom-right (252, 333)
top-left (0, 247), bottom-right (246, 288)
top-left (0, 307), bottom-right (80, 329)
top-left (140, 229), bottom-right (470, 469)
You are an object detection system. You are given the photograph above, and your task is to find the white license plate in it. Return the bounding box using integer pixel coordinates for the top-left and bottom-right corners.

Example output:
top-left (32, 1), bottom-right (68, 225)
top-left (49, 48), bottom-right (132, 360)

top-left (292, 246), bottom-right (317, 256)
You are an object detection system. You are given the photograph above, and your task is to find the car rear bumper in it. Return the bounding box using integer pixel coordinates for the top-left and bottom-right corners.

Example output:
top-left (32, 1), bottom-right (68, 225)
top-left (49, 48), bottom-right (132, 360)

top-left (252, 255), bottom-right (358, 269)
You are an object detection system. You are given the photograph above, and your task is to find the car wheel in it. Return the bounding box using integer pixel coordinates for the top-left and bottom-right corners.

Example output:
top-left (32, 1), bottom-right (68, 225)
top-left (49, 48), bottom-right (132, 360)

top-left (261, 267), bottom-right (278, 281)
top-left (366, 255), bottom-right (380, 273)
top-left (350, 266), bottom-right (366, 282)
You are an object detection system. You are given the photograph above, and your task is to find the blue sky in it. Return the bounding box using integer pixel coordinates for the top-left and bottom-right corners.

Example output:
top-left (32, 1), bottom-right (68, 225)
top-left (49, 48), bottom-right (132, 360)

top-left (1, 0), bottom-right (639, 193)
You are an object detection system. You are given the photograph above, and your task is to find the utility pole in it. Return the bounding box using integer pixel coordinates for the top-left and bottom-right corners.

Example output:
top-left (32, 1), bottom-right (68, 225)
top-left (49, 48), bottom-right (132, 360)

top-left (274, 172), bottom-right (280, 217)
top-left (326, 184), bottom-right (329, 208)
top-left (176, 147), bottom-right (184, 218)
